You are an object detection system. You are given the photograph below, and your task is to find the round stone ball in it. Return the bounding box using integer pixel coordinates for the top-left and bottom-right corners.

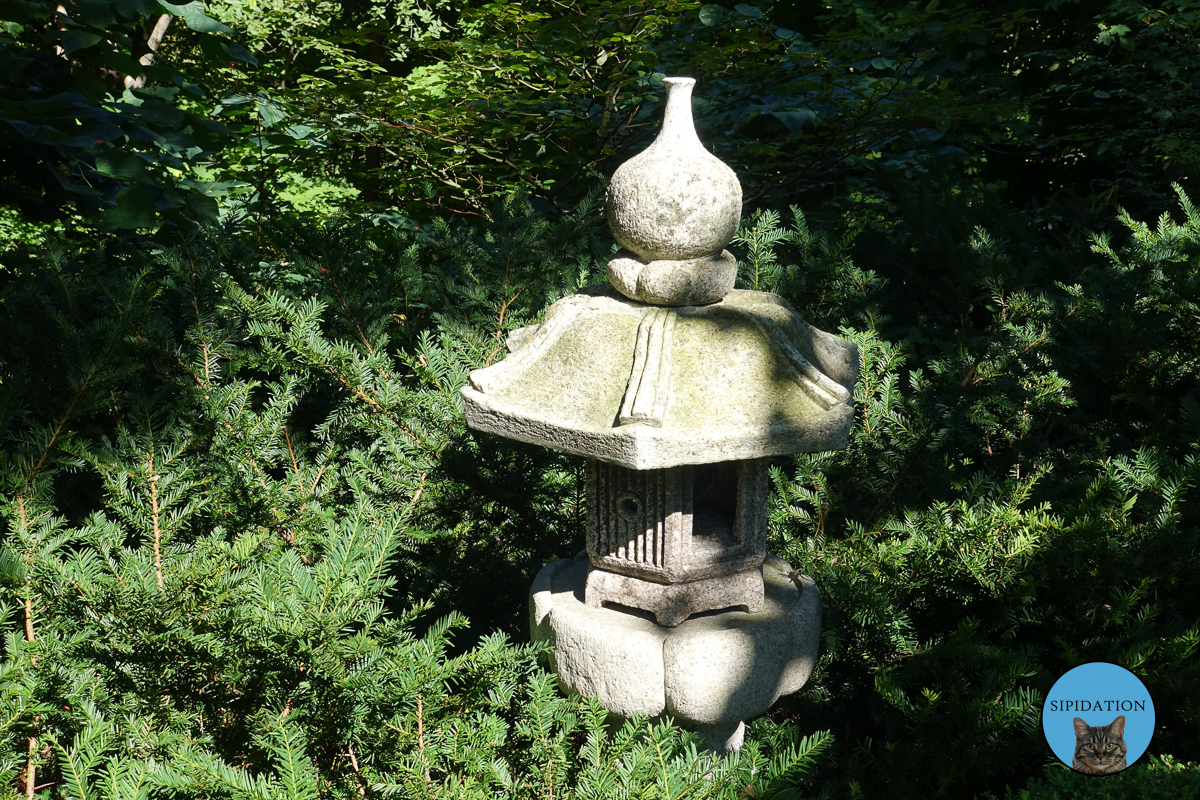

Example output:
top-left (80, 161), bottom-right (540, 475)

top-left (607, 148), bottom-right (742, 262)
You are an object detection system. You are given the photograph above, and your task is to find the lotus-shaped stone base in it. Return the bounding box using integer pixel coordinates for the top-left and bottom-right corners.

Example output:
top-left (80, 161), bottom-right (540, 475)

top-left (606, 248), bottom-right (737, 306)
top-left (530, 553), bottom-right (821, 752)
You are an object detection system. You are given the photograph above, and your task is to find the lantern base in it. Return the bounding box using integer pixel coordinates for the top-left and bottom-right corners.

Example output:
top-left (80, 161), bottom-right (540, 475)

top-left (585, 563), bottom-right (764, 628)
top-left (530, 553), bottom-right (821, 753)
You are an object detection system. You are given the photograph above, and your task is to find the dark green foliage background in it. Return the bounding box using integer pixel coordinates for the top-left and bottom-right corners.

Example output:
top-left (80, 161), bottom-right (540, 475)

top-left (2, 0), bottom-right (1200, 798)
top-left (752, 183), bottom-right (1200, 797)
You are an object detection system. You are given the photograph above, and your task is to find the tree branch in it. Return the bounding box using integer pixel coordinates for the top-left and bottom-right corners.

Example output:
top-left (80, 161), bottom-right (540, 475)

top-left (124, 14), bottom-right (172, 90)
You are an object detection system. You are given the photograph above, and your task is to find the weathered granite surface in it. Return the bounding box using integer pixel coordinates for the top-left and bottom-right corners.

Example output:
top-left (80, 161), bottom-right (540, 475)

top-left (530, 553), bottom-right (822, 753)
top-left (607, 78), bottom-right (741, 263)
top-left (461, 285), bottom-right (858, 470)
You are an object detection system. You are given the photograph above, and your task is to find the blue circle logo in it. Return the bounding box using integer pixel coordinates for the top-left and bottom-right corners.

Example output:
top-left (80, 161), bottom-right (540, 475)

top-left (1042, 662), bottom-right (1154, 775)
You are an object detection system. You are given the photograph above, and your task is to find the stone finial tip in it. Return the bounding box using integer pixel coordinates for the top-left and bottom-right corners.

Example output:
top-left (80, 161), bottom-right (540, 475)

top-left (605, 76), bottom-right (742, 306)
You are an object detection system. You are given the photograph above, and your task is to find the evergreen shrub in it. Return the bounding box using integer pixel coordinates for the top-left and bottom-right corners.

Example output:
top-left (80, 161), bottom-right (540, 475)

top-left (0, 196), bottom-right (828, 799)
top-left (741, 181), bottom-right (1199, 797)
top-left (990, 755), bottom-right (1200, 800)
top-left (1, 181), bottom-right (1198, 798)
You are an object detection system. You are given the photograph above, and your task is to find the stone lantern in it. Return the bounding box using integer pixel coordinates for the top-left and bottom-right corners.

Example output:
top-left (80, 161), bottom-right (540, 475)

top-left (460, 77), bottom-right (857, 752)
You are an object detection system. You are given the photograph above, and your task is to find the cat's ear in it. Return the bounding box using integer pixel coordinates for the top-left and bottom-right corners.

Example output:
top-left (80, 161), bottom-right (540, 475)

top-left (1109, 715), bottom-right (1126, 736)
top-left (1073, 717), bottom-right (1090, 737)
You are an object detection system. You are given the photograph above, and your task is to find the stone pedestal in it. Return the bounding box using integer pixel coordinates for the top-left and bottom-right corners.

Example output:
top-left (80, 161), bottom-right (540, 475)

top-left (530, 552), bottom-right (821, 753)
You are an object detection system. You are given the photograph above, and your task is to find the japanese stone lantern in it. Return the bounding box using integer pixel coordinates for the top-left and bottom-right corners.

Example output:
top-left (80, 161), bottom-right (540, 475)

top-left (460, 77), bottom-right (857, 752)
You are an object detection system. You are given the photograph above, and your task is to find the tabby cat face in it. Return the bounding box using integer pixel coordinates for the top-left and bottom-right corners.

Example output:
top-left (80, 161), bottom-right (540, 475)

top-left (1071, 715), bottom-right (1127, 775)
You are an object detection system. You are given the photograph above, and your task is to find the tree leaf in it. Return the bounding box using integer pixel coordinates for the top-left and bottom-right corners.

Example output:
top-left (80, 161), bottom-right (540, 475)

top-left (159, 1), bottom-right (234, 35)
top-left (104, 186), bottom-right (157, 228)
top-left (255, 96), bottom-right (286, 128)
top-left (699, 4), bottom-right (725, 26)
top-left (59, 30), bottom-right (103, 53)
top-left (186, 191), bottom-right (219, 225)
top-left (221, 39), bottom-right (258, 66)
top-left (908, 128), bottom-right (945, 141)
top-left (136, 97), bottom-right (185, 128)
top-left (769, 109), bottom-right (818, 132)
top-left (95, 149), bottom-right (153, 183)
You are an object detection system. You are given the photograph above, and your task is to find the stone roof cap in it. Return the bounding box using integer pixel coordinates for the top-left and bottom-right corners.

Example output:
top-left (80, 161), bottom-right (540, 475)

top-left (461, 285), bottom-right (859, 470)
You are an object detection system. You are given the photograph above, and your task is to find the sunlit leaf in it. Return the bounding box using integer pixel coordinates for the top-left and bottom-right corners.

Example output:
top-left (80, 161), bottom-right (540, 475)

top-left (159, 1), bottom-right (234, 35)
